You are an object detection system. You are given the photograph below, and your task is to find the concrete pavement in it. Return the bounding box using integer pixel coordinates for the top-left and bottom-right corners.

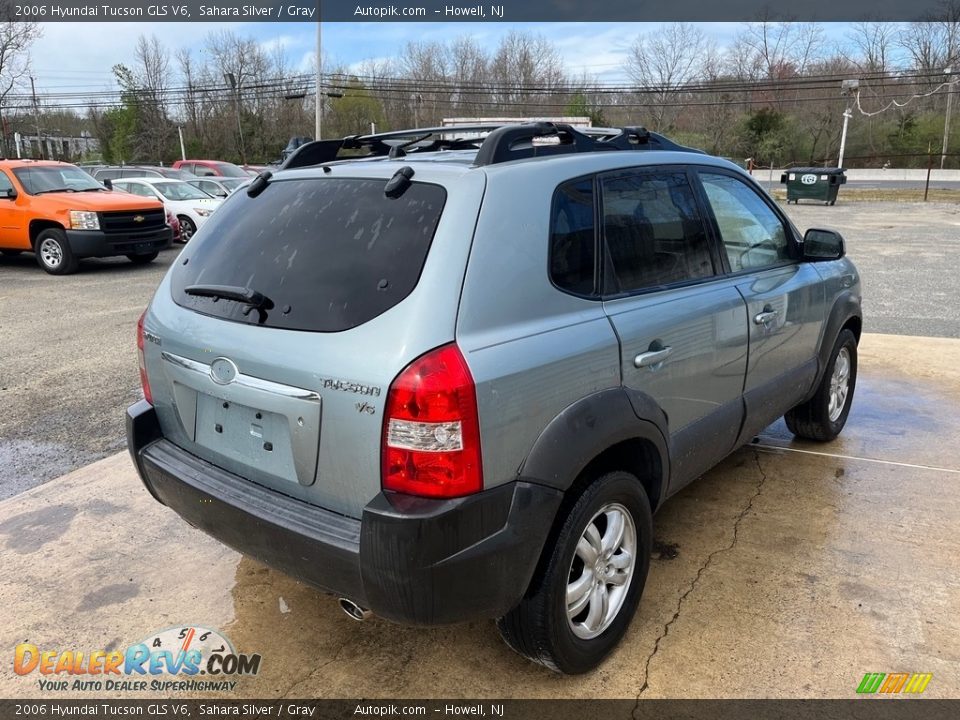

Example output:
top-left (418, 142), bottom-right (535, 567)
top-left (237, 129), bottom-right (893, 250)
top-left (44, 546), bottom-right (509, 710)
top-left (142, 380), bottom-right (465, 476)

top-left (1, 332), bottom-right (958, 699)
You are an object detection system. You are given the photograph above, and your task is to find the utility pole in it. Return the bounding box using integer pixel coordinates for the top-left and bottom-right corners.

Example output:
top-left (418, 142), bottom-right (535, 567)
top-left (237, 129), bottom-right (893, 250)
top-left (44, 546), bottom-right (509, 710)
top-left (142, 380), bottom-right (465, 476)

top-left (224, 72), bottom-right (246, 165)
top-left (30, 76), bottom-right (42, 159)
top-left (838, 107), bottom-right (852, 168)
top-left (177, 126), bottom-right (186, 161)
top-left (838, 78), bottom-right (859, 169)
top-left (942, 67), bottom-right (954, 170)
top-left (315, 14), bottom-right (322, 140)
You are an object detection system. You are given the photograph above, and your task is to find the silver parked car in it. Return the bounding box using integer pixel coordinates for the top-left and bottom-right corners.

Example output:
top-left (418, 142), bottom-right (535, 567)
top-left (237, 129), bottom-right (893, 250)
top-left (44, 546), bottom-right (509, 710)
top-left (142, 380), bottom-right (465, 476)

top-left (127, 123), bottom-right (862, 673)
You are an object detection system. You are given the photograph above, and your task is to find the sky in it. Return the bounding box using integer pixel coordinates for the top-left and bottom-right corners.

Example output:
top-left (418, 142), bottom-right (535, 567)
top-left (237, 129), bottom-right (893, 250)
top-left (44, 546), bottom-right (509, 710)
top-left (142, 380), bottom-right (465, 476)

top-left (29, 21), bottom-right (857, 95)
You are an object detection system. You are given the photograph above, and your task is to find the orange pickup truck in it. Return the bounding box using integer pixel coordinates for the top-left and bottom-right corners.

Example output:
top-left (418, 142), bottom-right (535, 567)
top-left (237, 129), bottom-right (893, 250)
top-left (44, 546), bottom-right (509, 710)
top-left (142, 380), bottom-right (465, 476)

top-left (0, 159), bottom-right (172, 275)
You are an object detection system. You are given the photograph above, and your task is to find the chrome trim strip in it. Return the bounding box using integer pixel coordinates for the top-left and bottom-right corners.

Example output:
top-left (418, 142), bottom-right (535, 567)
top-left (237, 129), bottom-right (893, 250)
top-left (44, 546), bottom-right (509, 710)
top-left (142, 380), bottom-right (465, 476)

top-left (161, 351), bottom-right (321, 402)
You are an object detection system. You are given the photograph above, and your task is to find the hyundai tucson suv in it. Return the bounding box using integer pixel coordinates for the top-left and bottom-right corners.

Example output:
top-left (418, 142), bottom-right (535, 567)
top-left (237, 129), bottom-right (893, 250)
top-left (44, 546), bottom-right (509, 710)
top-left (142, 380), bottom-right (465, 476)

top-left (127, 123), bottom-right (861, 673)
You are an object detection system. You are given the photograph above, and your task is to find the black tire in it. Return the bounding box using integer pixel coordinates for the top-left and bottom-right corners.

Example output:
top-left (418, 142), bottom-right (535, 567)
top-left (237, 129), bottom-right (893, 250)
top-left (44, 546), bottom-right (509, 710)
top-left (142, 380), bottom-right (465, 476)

top-left (126, 252), bottom-right (159, 265)
top-left (785, 328), bottom-right (858, 441)
top-left (1, 249), bottom-right (22, 256)
top-left (497, 471), bottom-right (652, 674)
top-left (35, 228), bottom-right (79, 275)
top-left (177, 216), bottom-right (197, 243)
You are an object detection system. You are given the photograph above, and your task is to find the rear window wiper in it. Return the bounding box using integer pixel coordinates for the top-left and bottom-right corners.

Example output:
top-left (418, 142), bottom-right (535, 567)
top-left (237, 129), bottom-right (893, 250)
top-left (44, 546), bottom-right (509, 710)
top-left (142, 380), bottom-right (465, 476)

top-left (184, 285), bottom-right (275, 320)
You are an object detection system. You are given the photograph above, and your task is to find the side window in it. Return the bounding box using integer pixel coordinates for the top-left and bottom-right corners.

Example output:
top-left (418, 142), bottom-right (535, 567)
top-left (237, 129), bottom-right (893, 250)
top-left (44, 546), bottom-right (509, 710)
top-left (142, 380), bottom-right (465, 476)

top-left (0, 171), bottom-right (14, 196)
top-left (549, 178), bottom-right (596, 295)
top-left (699, 173), bottom-right (791, 272)
top-left (601, 171), bottom-right (714, 294)
top-left (196, 166), bottom-right (216, 177)
top-left (97, 169), bottom-right (121, 180)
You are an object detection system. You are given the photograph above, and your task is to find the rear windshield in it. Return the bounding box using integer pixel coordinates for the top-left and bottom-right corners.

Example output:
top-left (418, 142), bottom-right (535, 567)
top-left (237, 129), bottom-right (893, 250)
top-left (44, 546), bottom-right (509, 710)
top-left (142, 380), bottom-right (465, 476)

top-left (171, 177), bottom-right (447, 333)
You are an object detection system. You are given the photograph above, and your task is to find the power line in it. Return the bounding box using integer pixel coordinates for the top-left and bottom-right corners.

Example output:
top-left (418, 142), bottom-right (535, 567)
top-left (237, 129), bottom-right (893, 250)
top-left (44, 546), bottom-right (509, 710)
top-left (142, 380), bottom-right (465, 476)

top-left (15, 66), bottom-right (959, 106)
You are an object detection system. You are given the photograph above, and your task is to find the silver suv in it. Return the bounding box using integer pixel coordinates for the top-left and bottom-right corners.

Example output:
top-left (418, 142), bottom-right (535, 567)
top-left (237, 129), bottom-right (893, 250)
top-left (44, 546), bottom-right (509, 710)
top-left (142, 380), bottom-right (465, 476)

top-left (127, 123), bottom-right (861, 674)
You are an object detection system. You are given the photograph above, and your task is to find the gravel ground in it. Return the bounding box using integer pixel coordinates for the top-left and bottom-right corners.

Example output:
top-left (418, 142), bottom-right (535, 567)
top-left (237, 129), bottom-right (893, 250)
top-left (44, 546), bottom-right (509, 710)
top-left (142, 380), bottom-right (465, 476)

top-left (0, 250), bottom-right (176, 500)
top-left (0, 199), bottom-right (957, 499)
top-left (783, 200), bottom-right (960, 338)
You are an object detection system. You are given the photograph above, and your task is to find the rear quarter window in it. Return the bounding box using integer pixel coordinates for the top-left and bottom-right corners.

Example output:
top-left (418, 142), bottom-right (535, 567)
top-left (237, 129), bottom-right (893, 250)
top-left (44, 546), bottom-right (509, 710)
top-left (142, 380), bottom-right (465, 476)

top-left (549, 177), bottom-right (596, 296)
top-left (171, 177), bottom-right (447, 332)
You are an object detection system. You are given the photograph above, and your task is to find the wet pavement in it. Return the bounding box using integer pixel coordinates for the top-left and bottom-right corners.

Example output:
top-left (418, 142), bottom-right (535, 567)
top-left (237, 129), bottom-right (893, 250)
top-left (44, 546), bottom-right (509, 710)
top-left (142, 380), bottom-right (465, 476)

top-left (1, 332), bottom-right (958, 699)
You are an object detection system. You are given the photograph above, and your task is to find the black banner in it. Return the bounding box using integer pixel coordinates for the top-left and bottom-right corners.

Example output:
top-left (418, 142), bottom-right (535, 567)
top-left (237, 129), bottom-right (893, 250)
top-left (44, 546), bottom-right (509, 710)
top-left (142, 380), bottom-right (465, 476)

top-left (1, 700), bottom-right (959, 719)
top-left (1, 0), bottom-right (959, 23)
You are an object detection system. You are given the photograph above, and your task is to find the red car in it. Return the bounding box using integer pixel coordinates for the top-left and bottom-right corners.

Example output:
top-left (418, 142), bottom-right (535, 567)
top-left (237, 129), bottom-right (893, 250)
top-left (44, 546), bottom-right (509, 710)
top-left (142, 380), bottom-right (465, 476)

top-left (166, 209), bottom-right (182, 243)
top-left (172, 160), bottom-right (248, 179)
top-left (242, 164), bottom-right (270, 176)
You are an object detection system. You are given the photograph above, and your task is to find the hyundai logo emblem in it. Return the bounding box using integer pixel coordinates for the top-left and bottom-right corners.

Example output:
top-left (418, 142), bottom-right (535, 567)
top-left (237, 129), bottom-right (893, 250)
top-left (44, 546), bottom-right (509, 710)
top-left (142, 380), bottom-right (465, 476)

top-left (209, 357), bottom-right (239, 385)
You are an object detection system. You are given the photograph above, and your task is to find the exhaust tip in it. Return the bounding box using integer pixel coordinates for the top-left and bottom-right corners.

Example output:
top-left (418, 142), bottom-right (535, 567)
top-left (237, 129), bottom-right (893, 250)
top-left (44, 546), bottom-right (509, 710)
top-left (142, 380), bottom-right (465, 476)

top-left (338, 597), bottom-right (371, 621)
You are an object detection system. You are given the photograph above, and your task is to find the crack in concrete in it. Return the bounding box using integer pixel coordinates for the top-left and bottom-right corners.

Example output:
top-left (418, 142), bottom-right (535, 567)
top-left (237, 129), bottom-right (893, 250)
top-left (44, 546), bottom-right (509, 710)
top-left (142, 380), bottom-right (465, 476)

top-left (631, 449), bottom-right (769, 712)
top-left (277, 636), bottom-right (352, 701)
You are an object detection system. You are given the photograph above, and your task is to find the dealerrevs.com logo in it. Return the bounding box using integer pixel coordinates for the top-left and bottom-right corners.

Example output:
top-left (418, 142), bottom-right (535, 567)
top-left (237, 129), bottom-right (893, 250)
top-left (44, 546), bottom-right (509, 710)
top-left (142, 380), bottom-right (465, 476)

top-left (14, 626), bottom-right (261, 693)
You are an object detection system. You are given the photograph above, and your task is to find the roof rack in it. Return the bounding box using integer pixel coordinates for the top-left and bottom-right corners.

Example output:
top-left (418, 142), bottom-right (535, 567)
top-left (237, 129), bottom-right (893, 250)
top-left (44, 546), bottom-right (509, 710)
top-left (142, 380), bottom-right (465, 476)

top-left (281, 122), bottom-right (702, 170)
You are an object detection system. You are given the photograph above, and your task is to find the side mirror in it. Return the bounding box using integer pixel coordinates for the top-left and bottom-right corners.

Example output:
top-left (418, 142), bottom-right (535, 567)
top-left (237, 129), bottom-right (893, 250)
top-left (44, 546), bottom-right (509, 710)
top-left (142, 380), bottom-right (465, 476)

top-left (102, 178), bottom-right (113, 190)
top-left (803, 228), bottom-right (845, 260)
top-left (2, 188), bottom-right (16, 199)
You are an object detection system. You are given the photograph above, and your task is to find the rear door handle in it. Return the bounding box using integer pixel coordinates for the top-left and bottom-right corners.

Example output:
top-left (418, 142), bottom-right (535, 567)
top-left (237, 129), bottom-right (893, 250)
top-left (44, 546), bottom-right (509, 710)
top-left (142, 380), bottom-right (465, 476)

top-left (754, 310), bottom-right (779, 325)
top-left (634, 346), bottom-right (673, 368)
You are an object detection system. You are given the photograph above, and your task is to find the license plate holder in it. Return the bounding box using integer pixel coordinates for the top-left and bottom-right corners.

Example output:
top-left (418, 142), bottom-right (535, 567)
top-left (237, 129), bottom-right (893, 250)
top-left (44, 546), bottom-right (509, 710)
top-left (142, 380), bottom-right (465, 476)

top-left (195, 394), bottom-right (299, 483)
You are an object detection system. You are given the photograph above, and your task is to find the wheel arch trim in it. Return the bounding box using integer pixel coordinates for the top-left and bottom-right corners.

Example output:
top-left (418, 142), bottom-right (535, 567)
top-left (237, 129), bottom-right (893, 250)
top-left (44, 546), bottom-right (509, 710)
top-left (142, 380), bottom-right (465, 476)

top-left (518, 387), bottom-right (670, 512)
top-left (808, 290), bottom-right (862, 401)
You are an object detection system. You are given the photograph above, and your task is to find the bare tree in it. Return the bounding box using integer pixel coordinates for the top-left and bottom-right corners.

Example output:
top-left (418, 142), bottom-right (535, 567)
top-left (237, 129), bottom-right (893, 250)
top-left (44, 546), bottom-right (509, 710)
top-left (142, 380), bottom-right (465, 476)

top-left (0, 22), bottom-right (41, 155)
top-left (847, 21), bottom-right (898, 73)
top-left (488, 32), bottom-right (566, 116)
top-left (845, 22), bottom-right (900, 156)
top-left (626, 23), bottom-right (710, 130)
top-left (133, 35), bottom-right (172, 161)
top-left (401, 41), bottom-right (449, 126)
top-left (445, 36), bottom-right (489, 118)
top-left (736, 21), bottom-right (824, 109)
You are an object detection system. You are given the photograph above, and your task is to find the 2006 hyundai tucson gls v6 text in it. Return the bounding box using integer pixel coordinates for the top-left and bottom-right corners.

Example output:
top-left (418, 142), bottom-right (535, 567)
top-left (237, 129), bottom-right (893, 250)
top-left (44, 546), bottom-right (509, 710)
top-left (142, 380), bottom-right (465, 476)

top-left (127, 123), bottom-right (862, 674)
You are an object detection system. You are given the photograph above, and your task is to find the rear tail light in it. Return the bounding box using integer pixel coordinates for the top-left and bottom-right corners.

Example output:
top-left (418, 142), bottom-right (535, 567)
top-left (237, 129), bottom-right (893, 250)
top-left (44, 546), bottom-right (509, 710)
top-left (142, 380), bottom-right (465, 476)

top-left (137, 310), bottom-right (153, 405)
top-left (382, 344), bottom-right (482, 498)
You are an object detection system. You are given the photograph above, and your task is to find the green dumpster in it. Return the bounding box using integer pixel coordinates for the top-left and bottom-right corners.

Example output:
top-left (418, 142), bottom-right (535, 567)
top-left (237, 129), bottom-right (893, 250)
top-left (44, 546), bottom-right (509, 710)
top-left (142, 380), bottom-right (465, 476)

top-left (781, 167), bottom-right (846, 205)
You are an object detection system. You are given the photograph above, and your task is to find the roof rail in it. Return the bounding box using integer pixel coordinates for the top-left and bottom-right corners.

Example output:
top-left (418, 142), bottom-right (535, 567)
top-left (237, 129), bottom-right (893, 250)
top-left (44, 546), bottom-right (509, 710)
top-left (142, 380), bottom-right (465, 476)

top-left (280, 122), bottom-right (702, 170)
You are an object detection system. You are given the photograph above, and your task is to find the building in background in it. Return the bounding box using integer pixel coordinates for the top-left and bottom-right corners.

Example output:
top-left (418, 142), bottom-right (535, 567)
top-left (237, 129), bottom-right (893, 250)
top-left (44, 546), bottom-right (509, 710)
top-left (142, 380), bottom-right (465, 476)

top-left (9, 131), bottom-right (100, 161)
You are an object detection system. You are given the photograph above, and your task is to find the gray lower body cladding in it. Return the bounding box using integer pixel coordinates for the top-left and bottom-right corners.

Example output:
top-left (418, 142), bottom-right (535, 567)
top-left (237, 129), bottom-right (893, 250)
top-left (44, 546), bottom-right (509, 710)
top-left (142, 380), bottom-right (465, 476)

top-left (126, 401), bottom-right (563, 625)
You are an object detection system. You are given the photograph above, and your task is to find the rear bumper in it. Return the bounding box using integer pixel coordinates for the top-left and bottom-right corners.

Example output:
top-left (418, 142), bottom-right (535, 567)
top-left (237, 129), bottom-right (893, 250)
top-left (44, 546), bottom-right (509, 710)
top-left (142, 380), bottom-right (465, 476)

top-left (67, 227), bottom-right (172, 258)
top-left (126, 400), bottom-right (563, 625)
